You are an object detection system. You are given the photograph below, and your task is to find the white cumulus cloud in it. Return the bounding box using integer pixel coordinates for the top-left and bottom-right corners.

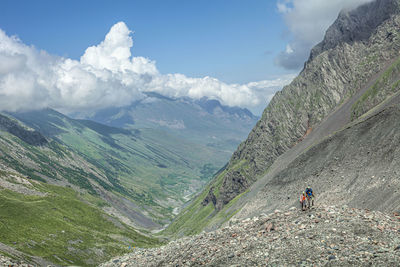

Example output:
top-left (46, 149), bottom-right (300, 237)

top-left (81, 22), bottom-right (158, 76)
top-left (275, 0), bottom-right (375, 70)
top-left (0, 22), bottom-right (294, 115)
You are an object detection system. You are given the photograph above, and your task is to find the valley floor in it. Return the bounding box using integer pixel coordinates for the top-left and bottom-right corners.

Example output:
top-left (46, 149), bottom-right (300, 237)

top-left (101, 205), bottom-right (400, 266)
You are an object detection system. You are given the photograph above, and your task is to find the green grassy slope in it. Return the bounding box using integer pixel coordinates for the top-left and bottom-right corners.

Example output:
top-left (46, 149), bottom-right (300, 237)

top-left (11, 109), bottom-right (229, 226)
top-left (0, 171), bottom-right (160, 266)
top-left (352, 56), bottom-right (400, 119)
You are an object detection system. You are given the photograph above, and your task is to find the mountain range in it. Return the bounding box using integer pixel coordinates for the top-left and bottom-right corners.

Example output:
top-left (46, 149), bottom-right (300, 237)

top-left (81, 92), bottom-right (258, 151)
top-left (0, 95), bottom-right (257, 265)
top-left (2, 0), bottom-right (400, 266)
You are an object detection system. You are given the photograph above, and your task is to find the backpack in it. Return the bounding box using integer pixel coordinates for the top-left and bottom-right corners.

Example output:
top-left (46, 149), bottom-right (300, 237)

top-left (300, 193), bottom-right (306, 202)
top-left (306, 187), bottom-right (312, 196)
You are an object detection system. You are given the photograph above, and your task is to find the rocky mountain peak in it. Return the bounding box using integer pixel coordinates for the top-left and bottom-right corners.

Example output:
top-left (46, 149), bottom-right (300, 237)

top-left (309, 0), bottom-right (400, 61)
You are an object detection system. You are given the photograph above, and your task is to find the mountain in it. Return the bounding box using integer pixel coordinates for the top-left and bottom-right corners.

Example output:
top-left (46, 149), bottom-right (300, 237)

top-left (9, 108), bottom-right (232, 227)
top-left (5, 0), bottom-right (400, 265)
top-left (83, 92), bottom-right (259, 151)
top-left (0, 104), bottom-right (251, 264)
top-left (0, 88), bottom-right (258, 265)
top-left (0, 113), bottom-right (160, 266)
top-left (165, 0), bottom-right (400, 236)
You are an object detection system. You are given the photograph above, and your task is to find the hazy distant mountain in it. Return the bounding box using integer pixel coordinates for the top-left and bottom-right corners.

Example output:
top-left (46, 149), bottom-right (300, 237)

top-left (83, 93), bottom-right (259, 152)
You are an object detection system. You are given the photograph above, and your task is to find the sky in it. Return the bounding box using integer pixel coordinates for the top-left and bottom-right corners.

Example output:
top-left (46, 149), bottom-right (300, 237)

top-left (0, 0), bottom-right (374, 115)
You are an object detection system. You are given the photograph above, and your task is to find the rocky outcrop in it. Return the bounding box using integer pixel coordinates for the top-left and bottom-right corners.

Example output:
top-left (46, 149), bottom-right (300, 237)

top-left (202, 187), bottom-right (217, 206)
top-left (309, 0), bottom-right (400, 61)
top-left (203, 0), bottom-right (400, 212)
top-left (0, 114), bottom-right (47, 146)
top-left (102, 205), bottom-right (400, 266)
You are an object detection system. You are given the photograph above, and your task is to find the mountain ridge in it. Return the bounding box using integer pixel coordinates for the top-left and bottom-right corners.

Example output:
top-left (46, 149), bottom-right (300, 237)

top-left (309, 0), bottom-right (399, 61)
top-left (78, 93), bottom-right (259, 155)
top-left (208, 0), bottom-right (400, 213)
top-left (84, 92), bottom-right (258, 128)
top-left (164, 0), bottom-right (400, 236)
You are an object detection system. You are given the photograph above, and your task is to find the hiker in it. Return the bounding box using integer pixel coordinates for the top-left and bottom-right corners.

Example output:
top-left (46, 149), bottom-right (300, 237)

top-left (300, 191), bottom-right (306, 211)
top-left (305, 187), bottom-right (314, 207)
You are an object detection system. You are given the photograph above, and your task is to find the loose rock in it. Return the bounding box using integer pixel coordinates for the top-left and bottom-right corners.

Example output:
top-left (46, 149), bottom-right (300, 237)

top-left (101, 205), bottom-right (400, 266)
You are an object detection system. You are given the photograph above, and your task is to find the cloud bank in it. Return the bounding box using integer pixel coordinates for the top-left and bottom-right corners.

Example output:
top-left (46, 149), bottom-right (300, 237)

top-left (276, 0), bottom-right (375, 70)
top-left (0, 22), bottom-right (293, 115)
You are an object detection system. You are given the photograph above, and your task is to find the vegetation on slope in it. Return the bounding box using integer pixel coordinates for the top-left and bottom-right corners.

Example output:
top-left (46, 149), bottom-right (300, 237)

top-left (0, 171), bottom-right (160, 266)
top-left (11, 109), bottom-right (227, 226)
top-left (162, 162), bottom-right (249, 237)
top-left (352, 56), bottom-right (400, 119)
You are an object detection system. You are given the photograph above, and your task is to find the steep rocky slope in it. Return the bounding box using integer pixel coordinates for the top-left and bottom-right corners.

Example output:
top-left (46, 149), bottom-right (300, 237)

top-left (165, 0), bottom-right (400, 236)
top-left (102, 205), bottom-right (400, 266)
top-left (102, 95), bottom-right (400, 265)
top-left (217, 0), bottom-right (400, 211)
top-left (233, 95), bottom-right (400, 220)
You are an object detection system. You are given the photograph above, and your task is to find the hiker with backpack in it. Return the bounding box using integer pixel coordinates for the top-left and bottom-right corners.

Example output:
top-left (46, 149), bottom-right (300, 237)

top-left (305, 187), bottom-right (314, 208)
top-left (300, 191), bottom-right (307, 211)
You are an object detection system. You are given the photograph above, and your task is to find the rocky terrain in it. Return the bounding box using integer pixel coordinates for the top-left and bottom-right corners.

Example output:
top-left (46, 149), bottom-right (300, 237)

top-left (102, 205), bottom-right (400, 266)
top-left (230, 90), bottom-right (400, 221)
top-left (211, 0), bottom-right (400, 212)
top-left (0, 114), bottom-right (47, 146)
top-left (102, 0), bottom-right (400, 264)
top-left (0, 256), bottom-right (31, 267)
top-left (166, 0), bottom-right (400, 236)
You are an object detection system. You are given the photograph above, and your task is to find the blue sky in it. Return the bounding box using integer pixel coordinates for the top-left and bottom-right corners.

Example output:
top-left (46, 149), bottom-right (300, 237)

top-left (1, 0), bottom-right (289, 84)
top-left (0, 0), bottom-right (373, 115)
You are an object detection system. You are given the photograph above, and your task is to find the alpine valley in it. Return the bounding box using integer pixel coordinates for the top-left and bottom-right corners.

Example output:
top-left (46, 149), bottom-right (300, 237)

top-left (2, 0), bottom-right (400, 266)
top-left (0, 96), bottom-right (257, 265)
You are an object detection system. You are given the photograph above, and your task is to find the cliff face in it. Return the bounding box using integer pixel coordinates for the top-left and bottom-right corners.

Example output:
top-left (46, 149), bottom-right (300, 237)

top-left (309, 0), bottom-right (399, 60)
top-left (203, 0), bottom-right (400, 212)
